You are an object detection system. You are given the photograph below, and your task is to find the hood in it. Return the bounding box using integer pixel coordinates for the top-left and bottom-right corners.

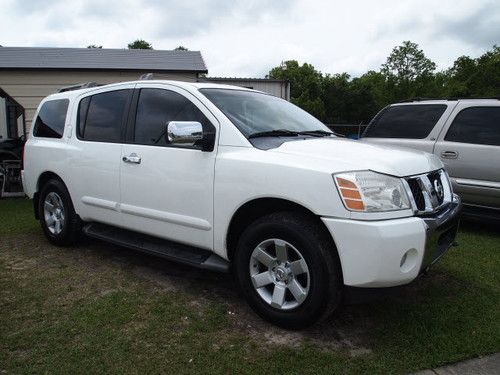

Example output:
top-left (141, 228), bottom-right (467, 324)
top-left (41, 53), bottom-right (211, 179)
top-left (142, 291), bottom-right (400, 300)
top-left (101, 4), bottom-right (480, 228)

top-left (268, 137), bottom-right (442, 177)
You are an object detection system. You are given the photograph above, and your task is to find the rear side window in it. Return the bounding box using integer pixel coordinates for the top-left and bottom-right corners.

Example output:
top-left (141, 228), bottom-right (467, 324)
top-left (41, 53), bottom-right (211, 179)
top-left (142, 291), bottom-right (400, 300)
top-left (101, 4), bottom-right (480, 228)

top-left (33, 99), bottom-right (69, 138)
top-left (134, 88), bottom-right (211, 146)
top-left (445, 107), bottom-right (500, 146)
top-left (364, 104), bottom-right (447, 139)
top-left (78, 90), bottom-right (130, 142)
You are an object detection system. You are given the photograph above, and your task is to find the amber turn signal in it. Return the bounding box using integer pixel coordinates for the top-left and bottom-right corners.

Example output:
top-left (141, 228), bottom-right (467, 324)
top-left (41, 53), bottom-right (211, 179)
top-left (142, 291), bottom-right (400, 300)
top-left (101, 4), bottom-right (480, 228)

top-left (335, 177), bottom-right (365, 211)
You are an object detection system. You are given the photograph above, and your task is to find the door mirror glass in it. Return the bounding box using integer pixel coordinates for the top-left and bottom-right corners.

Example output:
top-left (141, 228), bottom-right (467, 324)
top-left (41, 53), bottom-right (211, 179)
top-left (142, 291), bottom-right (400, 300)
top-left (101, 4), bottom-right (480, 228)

top-left (167, 121), bottom-right (203, 147)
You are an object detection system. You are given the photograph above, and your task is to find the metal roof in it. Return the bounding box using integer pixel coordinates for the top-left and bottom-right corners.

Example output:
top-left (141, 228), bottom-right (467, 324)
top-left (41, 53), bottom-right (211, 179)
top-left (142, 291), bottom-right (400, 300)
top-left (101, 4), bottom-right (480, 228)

top-left (203, 77), bottom-right (288, 83)
top-left (0, 47), bottom-right (207, 72)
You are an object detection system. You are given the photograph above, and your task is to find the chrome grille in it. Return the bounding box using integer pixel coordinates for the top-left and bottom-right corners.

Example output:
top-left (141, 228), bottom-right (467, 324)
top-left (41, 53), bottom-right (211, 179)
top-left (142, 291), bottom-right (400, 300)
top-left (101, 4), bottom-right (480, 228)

top-left (427, 171), bottom-right (445, 206)
top-left (407, 178), bottom-right (426, 211)
top-left (404, 169), bottom-right (453, 214)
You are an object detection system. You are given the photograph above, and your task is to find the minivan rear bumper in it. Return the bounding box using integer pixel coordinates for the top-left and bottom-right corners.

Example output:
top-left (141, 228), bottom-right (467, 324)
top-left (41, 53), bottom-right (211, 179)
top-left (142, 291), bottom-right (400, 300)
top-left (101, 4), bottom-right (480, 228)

top-left (321, 196), bottom-right (461, 288)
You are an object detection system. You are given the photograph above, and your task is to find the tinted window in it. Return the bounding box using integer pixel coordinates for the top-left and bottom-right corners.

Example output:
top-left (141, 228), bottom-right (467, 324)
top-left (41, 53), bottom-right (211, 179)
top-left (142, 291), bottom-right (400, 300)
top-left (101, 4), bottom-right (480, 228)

top-left (78, 96), bottom-right (90, 137)
top-left (78, 90), bottom-right (130, 142)
top-left (445, 107), bottom-right (500, 146)
top-left (134, 89), bottom-right (211, 146)
top-left (33, 99), bottom-right (69, 138)
top-left (364, 104), bottom-right (447, 139)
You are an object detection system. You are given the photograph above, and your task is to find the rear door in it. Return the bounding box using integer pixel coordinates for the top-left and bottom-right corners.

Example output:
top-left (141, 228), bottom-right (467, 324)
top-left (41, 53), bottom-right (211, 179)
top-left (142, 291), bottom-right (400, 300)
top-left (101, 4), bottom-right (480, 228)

top-left (434, 103), bottom-right (500, 209)
top-left (119, 83), bottom-right (218, 250)
top-left (362, 103), bottom-right (455, 154)
top-left (69, 86), bottom-right (134, 225)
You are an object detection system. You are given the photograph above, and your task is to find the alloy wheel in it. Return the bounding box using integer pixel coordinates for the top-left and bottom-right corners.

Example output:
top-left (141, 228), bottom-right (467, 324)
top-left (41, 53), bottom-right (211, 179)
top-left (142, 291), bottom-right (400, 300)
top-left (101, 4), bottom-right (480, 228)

top-left (249, 238), bottom-right (310, 310)
top-left (43, 192), bottom-right (66, 235)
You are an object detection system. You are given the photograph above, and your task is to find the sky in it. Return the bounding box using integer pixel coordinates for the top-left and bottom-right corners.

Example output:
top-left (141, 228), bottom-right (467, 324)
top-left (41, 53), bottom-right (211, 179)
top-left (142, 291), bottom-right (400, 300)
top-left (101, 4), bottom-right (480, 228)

top-left (0, 0), bottom-right (498, 77)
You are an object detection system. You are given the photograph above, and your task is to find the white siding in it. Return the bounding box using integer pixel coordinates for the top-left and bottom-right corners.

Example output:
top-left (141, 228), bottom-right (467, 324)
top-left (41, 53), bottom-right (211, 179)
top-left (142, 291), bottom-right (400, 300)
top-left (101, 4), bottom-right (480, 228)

top-left (0, 70), bottom-right (199, 130)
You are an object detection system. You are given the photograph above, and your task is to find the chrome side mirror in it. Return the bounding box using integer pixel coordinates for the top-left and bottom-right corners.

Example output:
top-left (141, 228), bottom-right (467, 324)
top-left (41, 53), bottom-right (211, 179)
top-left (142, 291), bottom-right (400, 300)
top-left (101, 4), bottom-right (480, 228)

top-left (167, 121), bottom-right (203, 147)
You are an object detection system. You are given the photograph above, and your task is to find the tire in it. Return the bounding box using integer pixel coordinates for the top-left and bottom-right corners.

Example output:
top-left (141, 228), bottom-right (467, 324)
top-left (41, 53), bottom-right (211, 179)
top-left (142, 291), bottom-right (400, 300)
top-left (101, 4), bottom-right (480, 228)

top-left (38, 178), bottom-right (81, 246)
top-left (234, 211), bottom-right (342, 329)
top-left (0, 157), bottom-right (6, 199)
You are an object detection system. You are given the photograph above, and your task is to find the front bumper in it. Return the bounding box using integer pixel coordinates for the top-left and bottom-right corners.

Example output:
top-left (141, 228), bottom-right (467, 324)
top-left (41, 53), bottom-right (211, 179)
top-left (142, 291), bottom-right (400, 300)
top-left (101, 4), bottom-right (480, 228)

top-left (322, 196), bottom-right (461, 288)
top-left (419, 197), bottom-right (461, 272)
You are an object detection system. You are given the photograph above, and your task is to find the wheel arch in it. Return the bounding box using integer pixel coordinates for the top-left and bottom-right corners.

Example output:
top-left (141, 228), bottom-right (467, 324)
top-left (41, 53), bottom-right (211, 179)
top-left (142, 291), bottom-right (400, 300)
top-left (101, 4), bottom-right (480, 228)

top-left (33, 171), bottom-right (71, 220)
top-left (225, 197), bottom-right (340, 265)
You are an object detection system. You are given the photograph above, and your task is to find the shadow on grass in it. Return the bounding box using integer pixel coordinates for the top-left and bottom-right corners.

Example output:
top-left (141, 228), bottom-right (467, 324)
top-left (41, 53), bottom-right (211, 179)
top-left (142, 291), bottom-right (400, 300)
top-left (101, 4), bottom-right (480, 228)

top-left (1, 197), bottom-right (498, 373)
top-left (66, 226), bottom-right (496, 358)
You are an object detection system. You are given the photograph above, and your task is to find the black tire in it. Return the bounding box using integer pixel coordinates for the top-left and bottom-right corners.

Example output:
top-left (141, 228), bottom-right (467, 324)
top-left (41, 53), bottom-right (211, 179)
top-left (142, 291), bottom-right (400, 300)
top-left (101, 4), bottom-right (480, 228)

top-left (0, 157), bottom-right (6, 199)
top-left (38, 178), bottom-right (81, 246)
top-left (234, 211), bottom-right (342, 329)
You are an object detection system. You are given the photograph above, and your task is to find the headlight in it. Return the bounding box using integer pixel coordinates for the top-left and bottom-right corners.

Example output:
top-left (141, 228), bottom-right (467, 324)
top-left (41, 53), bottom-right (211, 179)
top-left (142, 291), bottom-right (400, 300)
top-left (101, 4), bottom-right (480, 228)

top-left (334, 171), bottom-right (411, 212)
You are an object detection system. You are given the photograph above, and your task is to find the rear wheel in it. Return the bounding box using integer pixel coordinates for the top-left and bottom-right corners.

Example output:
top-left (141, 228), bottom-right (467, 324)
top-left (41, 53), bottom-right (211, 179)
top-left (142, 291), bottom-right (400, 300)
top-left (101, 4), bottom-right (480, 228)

top-left (0, 156), bottom-right (7, 198)
top-left (234, 211), bottom-right (342, 329)
top-left (38, 179), bottom-right (81, 246)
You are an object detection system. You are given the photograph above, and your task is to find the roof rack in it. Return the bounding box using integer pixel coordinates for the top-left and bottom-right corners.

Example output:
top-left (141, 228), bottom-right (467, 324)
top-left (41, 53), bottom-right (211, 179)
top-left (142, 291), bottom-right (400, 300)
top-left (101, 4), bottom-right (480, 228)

top-left (399, 96), bottom-right (500, 103)
top-left (139, 73), bottom-right (154, 80)
top-left (58, 82), bottom-right (100, 93)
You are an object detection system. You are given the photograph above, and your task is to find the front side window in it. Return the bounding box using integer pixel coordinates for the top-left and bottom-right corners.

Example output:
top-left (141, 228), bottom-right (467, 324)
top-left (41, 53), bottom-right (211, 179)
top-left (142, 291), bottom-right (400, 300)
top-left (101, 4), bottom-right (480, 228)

top-left (134, 88), bottom-right (211, 146)
top-left (33, 99), bottom-right (69, 138)
top-left (200, 88), bottom-right (330, 138)
top-left (445, 107), bottom-right (500, 146)
top-left (364, 104), bottom-right (447, 139)
top-left (78, 90), bottom-right (130, 142)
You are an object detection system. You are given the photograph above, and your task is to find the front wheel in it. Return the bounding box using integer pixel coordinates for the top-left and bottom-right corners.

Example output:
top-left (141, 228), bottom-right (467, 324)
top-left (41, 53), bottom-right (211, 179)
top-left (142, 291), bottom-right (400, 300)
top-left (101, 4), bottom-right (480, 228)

top-left (234, 212), bottom-right (342, 329)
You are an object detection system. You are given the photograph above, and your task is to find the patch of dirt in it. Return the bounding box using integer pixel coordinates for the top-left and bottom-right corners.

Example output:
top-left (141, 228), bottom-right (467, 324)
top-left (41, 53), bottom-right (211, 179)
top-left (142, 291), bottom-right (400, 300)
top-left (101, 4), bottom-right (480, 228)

top-left (2, 256), bottom-right (38, 271)
top-left (132, 266), bottom-right (179, 292)
top-left (1, 232), bottom-right (373, 355)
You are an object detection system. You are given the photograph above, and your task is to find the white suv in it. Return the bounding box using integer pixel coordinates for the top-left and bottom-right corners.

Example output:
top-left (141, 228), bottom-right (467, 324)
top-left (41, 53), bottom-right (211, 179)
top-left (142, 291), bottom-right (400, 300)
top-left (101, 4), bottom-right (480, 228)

top-left (22, 80), bottom-right (461, 328)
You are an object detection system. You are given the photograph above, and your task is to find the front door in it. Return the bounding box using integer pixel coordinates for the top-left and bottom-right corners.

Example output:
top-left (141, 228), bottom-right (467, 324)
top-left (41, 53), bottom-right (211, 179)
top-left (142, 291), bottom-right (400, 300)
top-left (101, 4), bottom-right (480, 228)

top-left (119, 84), bottom-right (218, 250)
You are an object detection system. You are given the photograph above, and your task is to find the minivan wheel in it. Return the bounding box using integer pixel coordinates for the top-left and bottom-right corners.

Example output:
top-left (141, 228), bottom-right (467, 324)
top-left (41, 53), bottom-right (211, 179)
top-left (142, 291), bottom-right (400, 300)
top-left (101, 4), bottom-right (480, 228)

top-left (234, 211), bottom-right (342, 329)
top-left (38, 179), bottom-right (81, 246)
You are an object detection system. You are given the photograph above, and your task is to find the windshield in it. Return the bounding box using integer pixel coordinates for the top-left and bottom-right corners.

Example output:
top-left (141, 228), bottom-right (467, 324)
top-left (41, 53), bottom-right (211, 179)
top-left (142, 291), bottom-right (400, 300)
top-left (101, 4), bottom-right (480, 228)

top-left (200, 88), bottom-right (331, 138)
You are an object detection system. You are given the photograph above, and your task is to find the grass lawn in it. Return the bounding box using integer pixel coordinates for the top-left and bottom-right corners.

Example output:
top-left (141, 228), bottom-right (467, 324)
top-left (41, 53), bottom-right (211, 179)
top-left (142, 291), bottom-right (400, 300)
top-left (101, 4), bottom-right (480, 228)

top-left (0, 198), bottom-right (499, 374)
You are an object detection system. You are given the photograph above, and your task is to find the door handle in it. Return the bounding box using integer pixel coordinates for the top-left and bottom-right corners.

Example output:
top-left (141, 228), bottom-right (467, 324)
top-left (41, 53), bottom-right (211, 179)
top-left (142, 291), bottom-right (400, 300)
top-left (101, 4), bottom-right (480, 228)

top-left (440, 151), bottom-right (458, 159)
top-left (122, 153), bottom-right (141, 164)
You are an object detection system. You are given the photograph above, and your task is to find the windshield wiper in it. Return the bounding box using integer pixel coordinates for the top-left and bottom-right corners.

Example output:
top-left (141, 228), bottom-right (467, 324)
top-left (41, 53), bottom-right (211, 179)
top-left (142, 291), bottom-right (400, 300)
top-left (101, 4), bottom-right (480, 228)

top-left (297, 130), bottom-right (334, 137)
top-left (248, 129), bottom-right (342, 139)
top-left (248, 129), bottom-right (300, 138)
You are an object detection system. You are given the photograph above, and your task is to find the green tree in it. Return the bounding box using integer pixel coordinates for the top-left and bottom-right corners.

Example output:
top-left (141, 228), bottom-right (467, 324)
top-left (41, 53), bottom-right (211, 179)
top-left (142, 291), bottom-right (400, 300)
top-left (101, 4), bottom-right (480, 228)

top-left (349, 73), bottom-right (386, 123)
top-left (127, 39), bottom-right (153, 49)
top-left (443, 45), bottom-right (500, 97)
top-left (86, 45), bottom-right (102, 48)
top-left (268, 60), bottom-right (325, 119)
top-left (355, 70), bottom-right (390, 109)
top-left (267, 43), bottom-right (498, 126)
top-left (321, 72), bottom-right (385, 124)
top-left (381, 41), bottom-right (436, 99)
top-left (321, 73), bottom-right (351, 123)
top-left (174, 46), bottom-right (188, 51)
